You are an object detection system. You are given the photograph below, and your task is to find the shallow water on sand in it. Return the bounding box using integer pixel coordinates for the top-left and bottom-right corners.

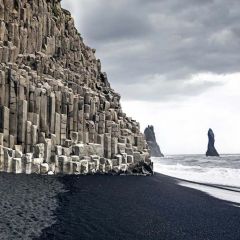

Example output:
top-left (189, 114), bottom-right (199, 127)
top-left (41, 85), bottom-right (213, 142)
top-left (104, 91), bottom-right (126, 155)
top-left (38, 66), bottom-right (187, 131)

top-left (153, 155), bottom-right (240, 204)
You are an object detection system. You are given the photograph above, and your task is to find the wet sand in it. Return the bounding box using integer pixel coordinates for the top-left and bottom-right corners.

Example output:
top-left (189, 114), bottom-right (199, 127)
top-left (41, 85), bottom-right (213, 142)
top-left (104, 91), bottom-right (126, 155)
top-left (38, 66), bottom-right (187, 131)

top-left (0, 172), bottom-right (239, 240)
top-left (36, 173), bottom-right (240, 240)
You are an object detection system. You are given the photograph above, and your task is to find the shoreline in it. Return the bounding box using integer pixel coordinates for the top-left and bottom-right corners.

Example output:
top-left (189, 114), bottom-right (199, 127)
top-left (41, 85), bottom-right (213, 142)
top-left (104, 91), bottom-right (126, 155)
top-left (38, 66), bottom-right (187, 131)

top-left (0, 172), bottom-right (239, 239)
top-left (36, 173), bottom-right (240, 240)
top-left (152, 155), bottom-right (240, 205)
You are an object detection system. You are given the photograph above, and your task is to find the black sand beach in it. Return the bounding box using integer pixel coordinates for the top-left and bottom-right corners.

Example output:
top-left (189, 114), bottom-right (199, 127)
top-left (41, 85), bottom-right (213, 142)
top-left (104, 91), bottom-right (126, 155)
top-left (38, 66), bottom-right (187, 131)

top-left (0, 173), bottom-right (64, 240)
top-left (38, 173), bottom-right (240, 240)
top-left (0, 173), bottom-right (239, 240)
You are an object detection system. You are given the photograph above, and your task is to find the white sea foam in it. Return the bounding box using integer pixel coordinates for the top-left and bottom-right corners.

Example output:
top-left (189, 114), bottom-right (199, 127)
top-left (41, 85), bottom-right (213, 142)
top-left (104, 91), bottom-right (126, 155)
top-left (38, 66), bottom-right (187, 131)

top-left (153, 155), bottom-right (240, 204)
top-left (153, 160), bottom-right (240, 188)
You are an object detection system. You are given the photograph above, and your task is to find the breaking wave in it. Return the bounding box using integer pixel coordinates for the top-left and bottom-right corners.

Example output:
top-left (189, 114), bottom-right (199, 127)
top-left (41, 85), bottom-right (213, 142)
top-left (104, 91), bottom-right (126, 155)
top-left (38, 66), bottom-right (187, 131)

top-left (153, 155), bottom-right (240, 204)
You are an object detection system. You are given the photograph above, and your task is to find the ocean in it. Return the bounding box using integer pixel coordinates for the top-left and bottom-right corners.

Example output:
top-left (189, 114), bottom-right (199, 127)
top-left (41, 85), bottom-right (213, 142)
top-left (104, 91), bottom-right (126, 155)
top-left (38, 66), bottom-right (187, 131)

top-left (153, 155), bottom-right (240, 205)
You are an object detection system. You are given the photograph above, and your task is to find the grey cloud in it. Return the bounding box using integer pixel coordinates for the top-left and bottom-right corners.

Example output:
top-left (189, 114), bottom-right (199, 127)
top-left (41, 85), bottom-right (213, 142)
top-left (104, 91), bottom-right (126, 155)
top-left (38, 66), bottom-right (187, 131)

top-left (62, 0), bottom-right (240, 101)
top-left (80, 8), bottom-right (153, 41)
top-left (114, 77), bottom-right (224, 102)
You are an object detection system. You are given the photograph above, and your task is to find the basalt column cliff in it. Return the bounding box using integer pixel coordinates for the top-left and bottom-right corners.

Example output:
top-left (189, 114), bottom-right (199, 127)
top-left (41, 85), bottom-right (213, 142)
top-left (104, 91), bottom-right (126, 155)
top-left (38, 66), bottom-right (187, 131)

top-left (0, 0), bottom-right (152, 175)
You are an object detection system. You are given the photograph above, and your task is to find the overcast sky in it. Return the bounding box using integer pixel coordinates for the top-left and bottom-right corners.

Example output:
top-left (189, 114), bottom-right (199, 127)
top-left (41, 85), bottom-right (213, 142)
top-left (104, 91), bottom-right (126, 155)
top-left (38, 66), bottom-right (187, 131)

top-left (62, 0), bottom-right (240, 154)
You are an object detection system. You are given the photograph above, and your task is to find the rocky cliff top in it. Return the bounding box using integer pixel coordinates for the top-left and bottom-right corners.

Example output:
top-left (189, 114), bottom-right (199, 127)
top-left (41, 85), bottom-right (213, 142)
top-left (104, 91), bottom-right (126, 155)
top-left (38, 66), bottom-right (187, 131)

top-left (0, 0), bottom-right (152, 175)
top-left (144, 126), bottom-right (164, 157)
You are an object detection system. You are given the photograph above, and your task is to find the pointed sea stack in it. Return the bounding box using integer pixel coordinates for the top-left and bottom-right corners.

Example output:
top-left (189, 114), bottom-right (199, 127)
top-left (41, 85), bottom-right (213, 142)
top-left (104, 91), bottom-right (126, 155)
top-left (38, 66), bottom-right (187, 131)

top-left (144, 126), bottom-right (164, 157)
top-left (206, 128), bottom-right (220, 157)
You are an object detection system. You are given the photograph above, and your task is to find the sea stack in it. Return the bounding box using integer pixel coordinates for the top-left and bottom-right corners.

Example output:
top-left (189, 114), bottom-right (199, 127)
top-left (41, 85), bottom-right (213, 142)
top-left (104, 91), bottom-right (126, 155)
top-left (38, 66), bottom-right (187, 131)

top-left (144, 126), bottom-right (164, 157)
top-left (206, 128), bottom-right (219, 157)
top-left (0, 0), bottom-right (152, 175)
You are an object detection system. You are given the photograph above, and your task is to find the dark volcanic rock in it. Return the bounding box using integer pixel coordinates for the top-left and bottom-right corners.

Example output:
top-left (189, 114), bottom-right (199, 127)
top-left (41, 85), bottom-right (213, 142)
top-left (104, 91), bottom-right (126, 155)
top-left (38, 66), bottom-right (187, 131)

top-left (206, 128), bottom-right (220, 157)
top-left (126, 161), bottom-right (154, 176)
top-left (144, 126), bottom-right (164, 157)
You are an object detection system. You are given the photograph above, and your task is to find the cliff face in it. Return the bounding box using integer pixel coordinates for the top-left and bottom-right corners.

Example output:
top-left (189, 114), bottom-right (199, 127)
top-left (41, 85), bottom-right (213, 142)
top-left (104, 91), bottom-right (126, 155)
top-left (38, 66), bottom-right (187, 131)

top-left (0, 0), bottom-right (152, 175)
top-left (206, 128), bottom-right (219, 157)
top-left (144, 126), bottom-right (164, 157)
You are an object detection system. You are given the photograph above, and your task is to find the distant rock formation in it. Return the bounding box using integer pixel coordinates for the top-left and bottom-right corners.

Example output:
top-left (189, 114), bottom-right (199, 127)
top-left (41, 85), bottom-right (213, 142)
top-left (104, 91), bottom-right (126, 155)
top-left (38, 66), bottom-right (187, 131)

top-left (206, 128), bottom-right (220, 157)
top-left (0, 0), bottom-right (152, 175)
top-left (144, 126), bottom-right (164, 157)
